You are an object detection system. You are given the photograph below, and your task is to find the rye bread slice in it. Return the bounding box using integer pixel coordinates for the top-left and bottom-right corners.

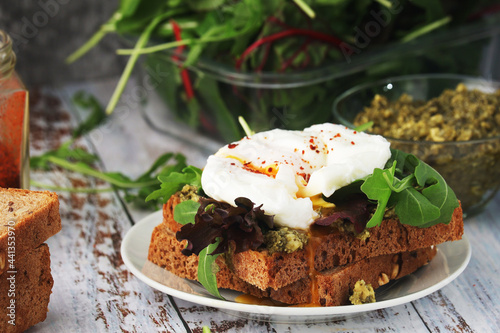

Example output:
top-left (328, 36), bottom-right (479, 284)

top-left (0, 188), bottom-right (61, 275)
top-left (159, 193), bottom-right (463, 291)
top-left (0, 243), bottom-right (54, 333)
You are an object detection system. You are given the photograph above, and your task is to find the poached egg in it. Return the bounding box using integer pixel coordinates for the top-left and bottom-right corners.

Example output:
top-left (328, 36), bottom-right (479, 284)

top-left (201, 123), bottom-right (391, 229)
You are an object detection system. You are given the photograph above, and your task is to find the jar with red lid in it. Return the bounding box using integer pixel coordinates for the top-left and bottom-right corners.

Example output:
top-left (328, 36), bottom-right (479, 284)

top-left (0, 30), bottom-right (29, 189)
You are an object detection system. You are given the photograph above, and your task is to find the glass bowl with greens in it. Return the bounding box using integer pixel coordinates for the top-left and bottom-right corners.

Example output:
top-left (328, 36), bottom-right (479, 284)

top-left (333, 73), bottom-right (500, 216)
top-left (68, 1), bottom-right (500, 144)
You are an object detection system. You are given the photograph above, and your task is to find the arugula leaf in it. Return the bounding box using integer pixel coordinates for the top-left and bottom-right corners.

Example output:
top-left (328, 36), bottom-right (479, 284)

top-left (174, 200), bottom-right (201, 225)
top-left (414, 156), bottom-right (458, 226)
top-left (145, 165), bottom-right (202, 203)
top-left (392, 187), bottom-right (441, 226)
top-left (71, 91), bottom-right (108, 138)
top-left (30, 141), bottom-right (98, 170)
top-left (197, 238), bottom-right (224, 300)
top-left (363, 162), bottom-right (396, 228)
top-left (361, 149), bottom-right (459, 228)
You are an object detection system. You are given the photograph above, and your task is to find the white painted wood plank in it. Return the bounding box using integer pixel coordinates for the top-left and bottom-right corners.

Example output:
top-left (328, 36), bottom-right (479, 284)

top-left (411, 194), bottom-right (500, 332)
top-left (174, 299), bottom-right (431, 333)
top-left (27, 89), bottom-right (187, 332)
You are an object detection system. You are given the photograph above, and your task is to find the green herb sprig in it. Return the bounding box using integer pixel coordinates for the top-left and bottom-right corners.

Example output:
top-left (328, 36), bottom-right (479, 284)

top-left (30, 92), bottom-right (191, 210)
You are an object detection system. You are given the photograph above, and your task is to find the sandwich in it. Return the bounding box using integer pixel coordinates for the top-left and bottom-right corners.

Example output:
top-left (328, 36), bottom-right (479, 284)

top-left (147, 123), bottom-right (463, 306)
top-left (0, 188), bottom-right (61, 332)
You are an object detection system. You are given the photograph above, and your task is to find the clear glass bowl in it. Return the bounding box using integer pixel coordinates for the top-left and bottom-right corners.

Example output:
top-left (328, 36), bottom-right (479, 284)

top-left (139, 16), bottom-right (500, 144)
top-left (333, 74), bottom-right (500, 216)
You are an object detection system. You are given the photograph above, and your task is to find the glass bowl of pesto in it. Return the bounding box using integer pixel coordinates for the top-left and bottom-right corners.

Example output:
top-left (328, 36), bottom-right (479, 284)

top-left (333, 73), bottom-right (500, 217)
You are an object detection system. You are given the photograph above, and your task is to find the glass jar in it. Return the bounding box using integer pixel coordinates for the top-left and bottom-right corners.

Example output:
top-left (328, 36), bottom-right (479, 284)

top-left (0, 30), bottom-right (29, 189)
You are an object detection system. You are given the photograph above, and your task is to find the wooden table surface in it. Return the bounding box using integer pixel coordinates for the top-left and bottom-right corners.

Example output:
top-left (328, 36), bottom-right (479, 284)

top-left (26, 78), bottom-right (500, 333)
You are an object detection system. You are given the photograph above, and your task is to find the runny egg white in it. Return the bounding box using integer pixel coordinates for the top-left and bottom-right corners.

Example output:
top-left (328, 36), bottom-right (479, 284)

top-left (201, 123), bottom-right (391, 229)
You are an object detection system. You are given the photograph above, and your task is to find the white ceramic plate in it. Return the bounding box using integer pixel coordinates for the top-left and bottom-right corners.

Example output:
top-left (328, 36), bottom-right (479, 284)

top-left (121, 210), bottom-right (471, 323)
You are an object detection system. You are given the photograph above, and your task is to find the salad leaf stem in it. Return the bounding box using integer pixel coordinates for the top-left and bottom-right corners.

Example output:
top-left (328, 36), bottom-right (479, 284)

top-left (65, 13), bottom-right (120, 64)
top-left (238, 116), bottom-right (255, 137)
top-left (29, 180), bottom-right (114, 193)
top-left (292, 0), bottom-right (316, 19)
top-left (401, 16), bottom-right (451, 43)
top-left (44, 155), bottom-right (159, 189)
top-left (383, 173), bottom-right (416, 193)
top-left (106, 14), bottom-right (163, 114)
top-left (117, 40), bottom-right (193, 55)
top-left (375, 0), bottom-right (393, 9)
top-left (353, 121), bottom-right (374, 132)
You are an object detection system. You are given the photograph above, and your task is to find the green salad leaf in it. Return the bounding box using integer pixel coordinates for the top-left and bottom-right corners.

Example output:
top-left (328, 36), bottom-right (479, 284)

top-left (197, 238), bottom-right (224, 300)
top-left (145, 165), bottom-right (202, 203)
top-left (363, 149), bottom-right (459, 228)
top-left (362, 162), bottom-right (395, 228)
top-left (174, 200), bottom-right (201, 225)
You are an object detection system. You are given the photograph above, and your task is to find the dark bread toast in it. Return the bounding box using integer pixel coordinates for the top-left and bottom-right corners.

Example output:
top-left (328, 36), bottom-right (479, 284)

top-left (147, 194), bottom-right (448, 305)
top-left (148, 219), bottom-right (436, 305)
top-left (155, 193), bottom-right (463, 291)
top-left (0, 244), bottom-right (54, 333)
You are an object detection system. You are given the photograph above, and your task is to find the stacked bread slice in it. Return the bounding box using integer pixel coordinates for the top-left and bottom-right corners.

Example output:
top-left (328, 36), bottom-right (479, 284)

top-left (0, 188), bottom-right (61, 332)
top-left (148, 193), bottom-right (464, 306)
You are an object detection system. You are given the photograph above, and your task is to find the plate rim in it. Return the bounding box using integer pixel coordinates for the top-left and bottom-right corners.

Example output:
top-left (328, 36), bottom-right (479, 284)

top-left (121, 210), bottom-right (471, 317)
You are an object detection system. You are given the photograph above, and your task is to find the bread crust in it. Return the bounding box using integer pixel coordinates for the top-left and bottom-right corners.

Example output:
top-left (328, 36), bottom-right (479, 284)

top-left (0, 244), bottom-right (53, 333)
top-left (0, 188), bottom-right (62, 276)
